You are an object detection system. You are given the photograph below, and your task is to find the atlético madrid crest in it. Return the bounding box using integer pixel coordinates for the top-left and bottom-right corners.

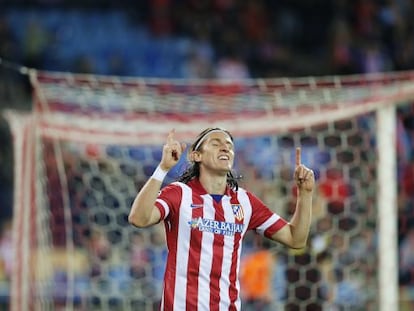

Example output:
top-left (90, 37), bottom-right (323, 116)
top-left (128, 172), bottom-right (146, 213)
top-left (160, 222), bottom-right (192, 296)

top-left (231, 204), bottom-right (244, 221)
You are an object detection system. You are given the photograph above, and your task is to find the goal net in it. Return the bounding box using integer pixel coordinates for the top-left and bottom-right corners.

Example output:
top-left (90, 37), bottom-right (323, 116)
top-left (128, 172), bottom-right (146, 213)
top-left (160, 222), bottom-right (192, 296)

top-left (4, 69), bottom-right (414, 311)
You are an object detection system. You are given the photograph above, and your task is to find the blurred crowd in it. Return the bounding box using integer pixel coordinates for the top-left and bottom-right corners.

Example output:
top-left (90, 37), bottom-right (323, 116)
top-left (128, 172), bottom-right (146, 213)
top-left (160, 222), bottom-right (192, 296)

top-left (0, 0), bottom-right (414, 310)
top-left (1, 0), bottom-right (414, 80)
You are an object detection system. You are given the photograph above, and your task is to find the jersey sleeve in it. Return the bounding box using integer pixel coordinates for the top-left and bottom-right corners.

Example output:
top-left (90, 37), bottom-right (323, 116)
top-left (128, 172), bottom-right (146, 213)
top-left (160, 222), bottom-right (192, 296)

top-left (154, 182), bottom-right (182, 220)
top-left (246, 191), bottom-right (288, 238)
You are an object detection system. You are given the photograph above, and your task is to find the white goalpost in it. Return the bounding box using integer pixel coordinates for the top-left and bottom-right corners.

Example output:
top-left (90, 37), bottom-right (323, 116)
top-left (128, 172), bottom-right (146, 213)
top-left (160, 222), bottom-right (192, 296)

top-left (377, 105), bottom-right (398, 310)
top-left (4, 69), bottom-right (414, 311)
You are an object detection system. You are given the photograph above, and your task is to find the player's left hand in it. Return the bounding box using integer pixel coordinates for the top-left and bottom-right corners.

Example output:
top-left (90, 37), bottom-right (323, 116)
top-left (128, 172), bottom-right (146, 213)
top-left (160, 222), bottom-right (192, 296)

top-left (294, 147), bottom-right (315, 193)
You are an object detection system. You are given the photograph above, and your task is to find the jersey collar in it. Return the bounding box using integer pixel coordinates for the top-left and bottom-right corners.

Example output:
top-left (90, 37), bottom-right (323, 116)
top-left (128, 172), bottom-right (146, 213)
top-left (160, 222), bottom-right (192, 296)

top-left (188, 177), bottom-right (233, 197)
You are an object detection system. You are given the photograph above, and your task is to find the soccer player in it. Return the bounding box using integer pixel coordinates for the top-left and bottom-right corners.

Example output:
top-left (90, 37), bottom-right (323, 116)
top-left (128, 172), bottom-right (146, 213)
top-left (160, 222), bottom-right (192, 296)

top-left (128, 127), bottom-right (315, 311)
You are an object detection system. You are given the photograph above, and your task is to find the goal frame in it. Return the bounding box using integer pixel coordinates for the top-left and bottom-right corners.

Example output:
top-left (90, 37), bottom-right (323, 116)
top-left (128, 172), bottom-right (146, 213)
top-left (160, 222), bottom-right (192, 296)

top-left (5, 68), bottom-right (414, 311)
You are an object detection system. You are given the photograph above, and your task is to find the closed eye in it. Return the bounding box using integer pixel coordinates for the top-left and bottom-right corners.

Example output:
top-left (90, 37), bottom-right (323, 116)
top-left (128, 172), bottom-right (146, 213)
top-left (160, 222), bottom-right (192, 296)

top-left (209, 138), bottom-right (233, 149)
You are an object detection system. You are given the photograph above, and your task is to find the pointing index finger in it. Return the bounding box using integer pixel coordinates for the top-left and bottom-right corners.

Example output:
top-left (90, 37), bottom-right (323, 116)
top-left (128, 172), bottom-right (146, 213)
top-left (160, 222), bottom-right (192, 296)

top-left (167, 129), bottom-right (176, 144)
top-left (296, 147), bottom-right (301, 167)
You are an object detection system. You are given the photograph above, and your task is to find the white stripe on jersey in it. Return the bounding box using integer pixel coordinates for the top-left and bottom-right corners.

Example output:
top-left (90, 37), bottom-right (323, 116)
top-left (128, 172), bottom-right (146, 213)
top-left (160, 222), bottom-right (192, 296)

top-left (197, 194), bottom-right (215, 310)
top-left (219, 195), bottom-right (237, 309)
top-left (155, 198), bottom-right (170, 216)
top-left (235, 189), bottom-right (253, 235)
top-left (256, 214), bottom-right (282, 236)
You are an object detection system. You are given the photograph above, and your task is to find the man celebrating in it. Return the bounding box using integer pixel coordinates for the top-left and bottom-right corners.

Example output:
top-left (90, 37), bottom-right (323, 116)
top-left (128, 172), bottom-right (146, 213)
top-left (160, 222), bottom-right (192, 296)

top-left (129, 127), bottom-right (315, 311)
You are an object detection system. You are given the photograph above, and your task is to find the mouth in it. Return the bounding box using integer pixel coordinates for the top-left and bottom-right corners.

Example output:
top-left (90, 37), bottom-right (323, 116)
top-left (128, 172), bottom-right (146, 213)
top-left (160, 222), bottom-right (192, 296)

top-left (218, 155), bottom-right (230, 160)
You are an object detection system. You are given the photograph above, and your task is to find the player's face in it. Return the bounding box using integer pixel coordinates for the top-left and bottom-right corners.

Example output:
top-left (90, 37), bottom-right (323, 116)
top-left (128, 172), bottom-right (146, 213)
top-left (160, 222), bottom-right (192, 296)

top-left (197, 132), bottom-right (234, 174)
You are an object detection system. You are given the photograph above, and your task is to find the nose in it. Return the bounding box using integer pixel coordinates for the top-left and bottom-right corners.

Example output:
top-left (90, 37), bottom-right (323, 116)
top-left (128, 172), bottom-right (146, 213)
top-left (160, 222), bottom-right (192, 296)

top-left (220, 143), bottom-right (230, 152)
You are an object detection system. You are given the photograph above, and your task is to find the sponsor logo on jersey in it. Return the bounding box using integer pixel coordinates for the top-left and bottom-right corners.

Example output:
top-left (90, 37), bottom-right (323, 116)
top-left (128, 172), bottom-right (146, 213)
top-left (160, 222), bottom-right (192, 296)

top-left (188, 217), bottom-right (244, 236)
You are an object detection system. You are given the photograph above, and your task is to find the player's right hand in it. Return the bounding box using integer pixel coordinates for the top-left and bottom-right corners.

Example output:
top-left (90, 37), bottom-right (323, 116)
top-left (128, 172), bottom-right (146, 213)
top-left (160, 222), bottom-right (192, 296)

top-left (160, 129), bottom-right (186, 171)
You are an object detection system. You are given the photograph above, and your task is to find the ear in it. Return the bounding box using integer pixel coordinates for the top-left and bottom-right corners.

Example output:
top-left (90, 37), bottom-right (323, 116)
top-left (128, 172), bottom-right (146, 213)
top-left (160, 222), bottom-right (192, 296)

top-left (190, 150), bottom-right (202, 163)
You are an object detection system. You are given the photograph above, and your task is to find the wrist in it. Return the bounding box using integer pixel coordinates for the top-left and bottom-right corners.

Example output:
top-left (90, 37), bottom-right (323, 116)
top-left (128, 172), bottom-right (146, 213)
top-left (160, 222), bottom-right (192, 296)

top-left (151, 165), bottom-right (168, 182)
top-left (298, 190), bottom-right (313, 198)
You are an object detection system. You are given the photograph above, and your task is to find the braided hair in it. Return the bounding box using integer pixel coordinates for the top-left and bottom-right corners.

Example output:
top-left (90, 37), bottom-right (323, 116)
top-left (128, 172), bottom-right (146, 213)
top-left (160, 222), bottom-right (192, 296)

top-left (177, 127), bottom-right (239, 191)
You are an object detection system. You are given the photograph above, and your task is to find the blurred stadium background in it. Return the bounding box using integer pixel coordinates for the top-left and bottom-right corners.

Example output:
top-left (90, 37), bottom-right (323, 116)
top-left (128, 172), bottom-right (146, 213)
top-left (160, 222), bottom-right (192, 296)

top-left (1, 0), bottom-right (414, 310)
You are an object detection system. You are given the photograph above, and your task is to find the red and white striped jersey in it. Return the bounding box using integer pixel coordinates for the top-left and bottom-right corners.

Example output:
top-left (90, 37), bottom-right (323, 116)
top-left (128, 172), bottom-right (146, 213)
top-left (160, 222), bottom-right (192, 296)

top-left (154, 178), bottom-right (287, 311)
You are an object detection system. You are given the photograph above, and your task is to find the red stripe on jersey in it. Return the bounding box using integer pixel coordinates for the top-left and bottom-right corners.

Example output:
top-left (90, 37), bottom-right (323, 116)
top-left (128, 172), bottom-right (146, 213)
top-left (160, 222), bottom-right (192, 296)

top-left (209, 201), bottom-right (225, 311)
top-left (186, 194), bottom-right (204, 310)
top-left (228, 232), bottom-right (242, 310)
top-left (264, 218), bottom-right (288, 237)
top-left (156, 203), bottom-right (166, 220)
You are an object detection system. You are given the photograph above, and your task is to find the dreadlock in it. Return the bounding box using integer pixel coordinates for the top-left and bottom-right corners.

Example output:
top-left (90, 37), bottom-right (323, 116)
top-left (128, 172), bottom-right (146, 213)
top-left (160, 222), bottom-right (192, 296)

top-left (177, 127), bottom-right (239, 191)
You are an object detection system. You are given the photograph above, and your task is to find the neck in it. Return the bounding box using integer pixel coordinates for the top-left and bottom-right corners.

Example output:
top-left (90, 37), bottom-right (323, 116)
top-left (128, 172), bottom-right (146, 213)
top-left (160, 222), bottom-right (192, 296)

top-left (198, 174), bottom-right (227, 194)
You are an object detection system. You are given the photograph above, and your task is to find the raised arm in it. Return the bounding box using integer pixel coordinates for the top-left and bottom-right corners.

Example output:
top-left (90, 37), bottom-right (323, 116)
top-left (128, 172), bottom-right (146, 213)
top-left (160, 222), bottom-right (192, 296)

top-left (128, 129), bottom-right (186, 228)
top-left (271, 147), bottom-right (315, 248)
